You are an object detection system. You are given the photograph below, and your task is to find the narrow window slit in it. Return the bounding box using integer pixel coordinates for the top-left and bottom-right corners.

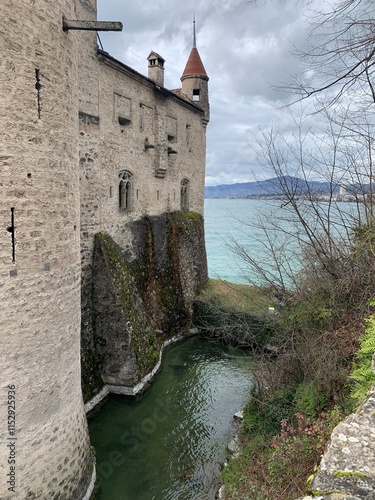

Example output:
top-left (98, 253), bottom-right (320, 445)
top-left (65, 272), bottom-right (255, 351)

top-left (7, 207), bottom-right (15, 262)
top-left (35, 69), bottom-right (41, 119)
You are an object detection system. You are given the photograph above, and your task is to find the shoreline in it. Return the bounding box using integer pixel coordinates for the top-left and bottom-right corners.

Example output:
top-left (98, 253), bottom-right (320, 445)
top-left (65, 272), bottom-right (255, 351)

top-left (84, 328), bottom-right (199, 415)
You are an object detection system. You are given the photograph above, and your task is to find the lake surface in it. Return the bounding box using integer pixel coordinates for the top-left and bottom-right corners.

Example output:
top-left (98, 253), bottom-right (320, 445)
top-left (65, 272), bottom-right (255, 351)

top-left (204, 198), bottom-right (357, 285)
top-left (89, 337), bottom-right (254, 499)
top-left (204, 198), bottom-right (291, 284)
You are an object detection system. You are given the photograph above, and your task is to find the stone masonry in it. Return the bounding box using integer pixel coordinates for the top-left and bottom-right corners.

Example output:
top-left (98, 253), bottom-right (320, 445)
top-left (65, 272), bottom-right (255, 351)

top-left (77, 0), bottom-right (210, 401)
top-left (1, 0), bottom-right (210, 497)
top-left (0, 0), bottom-right (93, 498)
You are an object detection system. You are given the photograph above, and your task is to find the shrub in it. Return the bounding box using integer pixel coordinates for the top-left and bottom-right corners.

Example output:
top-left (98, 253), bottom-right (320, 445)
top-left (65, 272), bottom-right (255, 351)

top-left (349, 301), bottom-right (375, 406)
top-left (242, 385), bottom-right (297, 439)
top-left (267, 408), bottom-right (344, 498)
top-left (294, 381), bottom-right (327, 419)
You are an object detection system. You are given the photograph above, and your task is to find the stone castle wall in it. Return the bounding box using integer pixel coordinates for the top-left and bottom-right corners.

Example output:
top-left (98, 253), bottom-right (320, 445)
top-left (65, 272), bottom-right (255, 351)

top-left (0, 1), bottom-right (93, 498)
top-left (1, 0), bottom-right (209, 495)
top-left (91, 213), bottom-right (207, 389)
top-left (77, 7), bottom-right (209, 400)
top-left (78, 33), bottom-right (207, 281)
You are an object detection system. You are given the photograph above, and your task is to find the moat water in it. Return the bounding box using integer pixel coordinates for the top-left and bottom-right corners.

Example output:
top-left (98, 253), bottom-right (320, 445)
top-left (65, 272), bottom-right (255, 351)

top-left (89, 336), bottom-right (254, 499)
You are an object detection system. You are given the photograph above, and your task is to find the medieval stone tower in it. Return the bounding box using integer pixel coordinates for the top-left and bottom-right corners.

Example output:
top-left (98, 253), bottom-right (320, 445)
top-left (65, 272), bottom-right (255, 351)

top-left (181, 20), bottom-right (210, 125)
top-left (0, 0), bottom-right (93, 498)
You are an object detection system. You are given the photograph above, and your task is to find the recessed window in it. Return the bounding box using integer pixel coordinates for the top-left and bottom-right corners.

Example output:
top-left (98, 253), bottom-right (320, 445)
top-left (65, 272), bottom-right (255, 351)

top-left (118, 116), bottom-right (131, 127)
top-left (114, 93), bottom-right (131, 126)
top-left (167, 116), bottom-right (177, 142)
top-left (193, 89), bottom-right (200, 101)
top-left (119, 170), bottom-right (133, 211)
top-left (181, 179), bottom-right (190, 211)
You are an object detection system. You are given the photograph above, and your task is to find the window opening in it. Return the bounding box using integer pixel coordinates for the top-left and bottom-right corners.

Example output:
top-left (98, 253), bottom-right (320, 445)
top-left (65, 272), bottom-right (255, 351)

top-left (118, 116), bottom-right (131, 127)
top-left (7, 207), bottom-right (15, 262)
top-left (180, 179), bottom-right (189, 211)
top-left (35, 69), bottom-right (41, 118)
top-left (119, 170), bottom-right (133, 211)
top-left (193, 89), bottom-right (200, 101)
top-left (186, 124), bottom-right (191, 146)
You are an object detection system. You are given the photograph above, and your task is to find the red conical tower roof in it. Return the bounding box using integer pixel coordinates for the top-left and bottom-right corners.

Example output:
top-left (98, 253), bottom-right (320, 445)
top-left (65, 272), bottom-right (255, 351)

top-left (181, 47), bottom-right (208, 80)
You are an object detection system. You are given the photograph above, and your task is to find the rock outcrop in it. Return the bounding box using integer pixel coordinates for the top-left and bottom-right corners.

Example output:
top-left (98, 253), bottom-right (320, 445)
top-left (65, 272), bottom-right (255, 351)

top-left (83, 211), bottom-right (208, 400)
top-left (299, 389), bottom-right (375, 499)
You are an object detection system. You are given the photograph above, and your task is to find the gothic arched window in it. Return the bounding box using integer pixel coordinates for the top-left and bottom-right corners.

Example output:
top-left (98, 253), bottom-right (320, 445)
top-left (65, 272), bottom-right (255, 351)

top-left (119, 170), bottom-right (133, 211)
top-left (180, 179), bottom-right (190, 212)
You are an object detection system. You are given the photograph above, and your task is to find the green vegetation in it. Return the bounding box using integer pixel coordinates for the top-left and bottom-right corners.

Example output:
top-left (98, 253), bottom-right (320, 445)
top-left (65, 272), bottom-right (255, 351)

top-left (349, 301), bottom-right (375, 407)
top-left (197, 279), bottom-right (272, 315)
top-left (222, 392), bottom-right (344, 500)
top-left (334, 471), bottom-right (369, 479)
top-left (195, 266), bottom-right (375, 498)
top-left (194, 279), bottom-right (279, 349)
top-left (81, 346), bottom-right (104, 404)
top-left (168, 210), bottom-right (203, 225)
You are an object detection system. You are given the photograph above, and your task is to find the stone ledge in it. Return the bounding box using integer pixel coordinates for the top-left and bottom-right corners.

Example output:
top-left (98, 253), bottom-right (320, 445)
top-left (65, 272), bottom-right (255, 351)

top-left (82, 458), bottom-right (96, 500)
top-left (84, 329), bottom-right (198, 414)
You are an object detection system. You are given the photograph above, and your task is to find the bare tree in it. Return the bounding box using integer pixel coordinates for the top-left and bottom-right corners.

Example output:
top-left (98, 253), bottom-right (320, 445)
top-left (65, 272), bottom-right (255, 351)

top-left (230, 106), bottom-right (375, 310)
top-left (248, 0), bottom-right (375, 110)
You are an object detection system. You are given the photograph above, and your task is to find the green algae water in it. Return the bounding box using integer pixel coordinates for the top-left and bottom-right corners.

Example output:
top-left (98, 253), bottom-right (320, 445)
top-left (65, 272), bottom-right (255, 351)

top-left (89, 336), bottom-right (254, 499)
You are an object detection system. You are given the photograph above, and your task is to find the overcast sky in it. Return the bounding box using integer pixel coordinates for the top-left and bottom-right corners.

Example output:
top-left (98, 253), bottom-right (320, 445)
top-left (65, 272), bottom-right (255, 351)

top-left (97, 0), bottom-right (311, 185)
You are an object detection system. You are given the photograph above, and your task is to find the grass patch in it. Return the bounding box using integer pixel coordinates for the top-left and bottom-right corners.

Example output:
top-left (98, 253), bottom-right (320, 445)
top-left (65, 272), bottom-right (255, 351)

top-left (197, 279), bottom-right (274, 315)
top-left (193, 279), bottom-right (280, 349)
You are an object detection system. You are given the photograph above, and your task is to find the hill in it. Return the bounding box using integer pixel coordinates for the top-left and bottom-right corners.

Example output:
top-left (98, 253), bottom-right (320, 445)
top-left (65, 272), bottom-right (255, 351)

top-left (204, 176), bottom-right (339, 198)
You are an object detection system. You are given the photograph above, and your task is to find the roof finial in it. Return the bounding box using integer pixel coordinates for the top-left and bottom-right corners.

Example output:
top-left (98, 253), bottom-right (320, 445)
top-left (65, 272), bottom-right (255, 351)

top-left (193, 13), bottom-right (196, 48)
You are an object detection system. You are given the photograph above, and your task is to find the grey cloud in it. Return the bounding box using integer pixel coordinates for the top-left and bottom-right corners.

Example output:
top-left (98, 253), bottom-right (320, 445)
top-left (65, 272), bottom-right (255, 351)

top-left (97, 0), bottom-right (311, 185)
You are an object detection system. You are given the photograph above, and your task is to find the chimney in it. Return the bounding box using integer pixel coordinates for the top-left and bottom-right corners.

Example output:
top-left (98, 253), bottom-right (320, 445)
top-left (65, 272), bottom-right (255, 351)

top-left (147, 51), bottom-right (165, 87)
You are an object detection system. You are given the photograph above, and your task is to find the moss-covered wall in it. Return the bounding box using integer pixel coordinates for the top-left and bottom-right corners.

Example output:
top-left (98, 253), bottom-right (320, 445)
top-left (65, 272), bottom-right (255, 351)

top-left (81, 211), bottom-right (207, 401)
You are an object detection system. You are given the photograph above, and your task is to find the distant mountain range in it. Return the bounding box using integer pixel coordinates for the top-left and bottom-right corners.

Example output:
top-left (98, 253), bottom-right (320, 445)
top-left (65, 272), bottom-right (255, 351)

top-left (204, 176), bottom-right (340, 199)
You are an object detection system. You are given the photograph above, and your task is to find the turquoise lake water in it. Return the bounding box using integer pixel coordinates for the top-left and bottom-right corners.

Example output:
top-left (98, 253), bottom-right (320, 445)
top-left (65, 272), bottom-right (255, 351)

top-left (204, 198), bottom-right (291, 284)
top-left (204, 198), bottom-right (357, 285)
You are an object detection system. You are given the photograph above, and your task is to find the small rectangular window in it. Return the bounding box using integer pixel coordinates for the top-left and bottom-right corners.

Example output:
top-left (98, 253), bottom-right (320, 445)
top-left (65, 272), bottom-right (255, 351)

top-left (167, 116), bottom-right (177, 142)
top-left (118, 116), bottom-right (131, 126)
top-left (186, 124), bottom-right (191, 146)
top-left (193, 89), bottom-right (200, 101)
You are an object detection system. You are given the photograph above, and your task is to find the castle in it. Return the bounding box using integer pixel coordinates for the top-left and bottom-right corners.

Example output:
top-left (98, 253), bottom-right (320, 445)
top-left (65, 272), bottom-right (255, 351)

top-left (1, 0), bottom-right (209, 498)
